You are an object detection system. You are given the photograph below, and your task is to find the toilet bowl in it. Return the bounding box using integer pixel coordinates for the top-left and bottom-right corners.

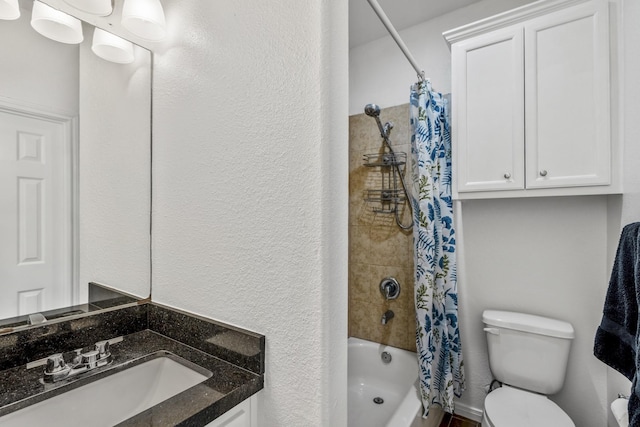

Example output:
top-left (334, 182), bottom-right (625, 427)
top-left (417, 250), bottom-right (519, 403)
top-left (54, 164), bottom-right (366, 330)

top-left (482, 310), bottom-right (576, 427)
top-left (481, 385), bottom-right (574, 427)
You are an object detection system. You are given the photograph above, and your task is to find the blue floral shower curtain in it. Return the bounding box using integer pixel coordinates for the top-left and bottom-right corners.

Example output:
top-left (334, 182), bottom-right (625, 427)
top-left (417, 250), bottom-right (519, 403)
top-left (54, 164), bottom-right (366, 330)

top-left (410, 80), bottom-right (465, 417)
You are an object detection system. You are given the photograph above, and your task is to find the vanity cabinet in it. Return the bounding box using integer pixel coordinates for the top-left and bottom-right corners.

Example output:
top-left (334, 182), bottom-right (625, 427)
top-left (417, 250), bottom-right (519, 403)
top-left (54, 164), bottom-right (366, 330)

top-left (205, 395), bottom-right (257, 427)
top-left (445, 0), bottom-right (618, 199)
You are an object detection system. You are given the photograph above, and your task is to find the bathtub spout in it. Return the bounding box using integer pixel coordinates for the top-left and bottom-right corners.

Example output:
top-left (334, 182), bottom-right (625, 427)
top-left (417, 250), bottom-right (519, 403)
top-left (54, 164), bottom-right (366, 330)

top-left (381, 310), bottom-right (394, 325)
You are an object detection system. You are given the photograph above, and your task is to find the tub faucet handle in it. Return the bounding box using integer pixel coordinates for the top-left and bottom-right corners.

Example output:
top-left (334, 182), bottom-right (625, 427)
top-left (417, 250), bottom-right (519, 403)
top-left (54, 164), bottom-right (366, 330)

top-left (380, 277), bottom-right (400, 300)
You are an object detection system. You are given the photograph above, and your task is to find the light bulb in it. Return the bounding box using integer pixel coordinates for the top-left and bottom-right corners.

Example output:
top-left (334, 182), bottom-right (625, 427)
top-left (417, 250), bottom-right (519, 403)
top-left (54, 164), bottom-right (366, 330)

top-left (121, 0), bottom-right (165, 41)
top-left (31, 0), bottom-right (83, 44)
top-left (92, 28), bottom-right (135, 64)
top-left (0, 0), bottom-right (20, 20)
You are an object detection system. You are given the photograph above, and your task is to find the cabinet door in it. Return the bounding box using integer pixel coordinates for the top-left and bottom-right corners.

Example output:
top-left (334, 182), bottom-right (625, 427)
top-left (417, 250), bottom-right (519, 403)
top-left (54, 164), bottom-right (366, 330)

top-left (452, 25), bottom-right (525, 193)
top-left (524, 0), bottom-right (610, 189)
top-left (205, 397), bottom-right (254, 427)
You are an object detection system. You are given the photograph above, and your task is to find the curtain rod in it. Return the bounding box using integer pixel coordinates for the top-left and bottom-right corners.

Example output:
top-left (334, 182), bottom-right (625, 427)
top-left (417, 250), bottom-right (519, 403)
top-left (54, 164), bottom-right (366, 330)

top-left (365, 0), bottom-right (426, 82)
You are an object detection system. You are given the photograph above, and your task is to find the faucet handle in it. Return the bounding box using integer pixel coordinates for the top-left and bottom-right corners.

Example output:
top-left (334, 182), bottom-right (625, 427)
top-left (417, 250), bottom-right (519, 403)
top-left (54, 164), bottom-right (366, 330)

top-left (94, 340), bottom-right (113, 367)
top-left (95, 340), bottom-right (110, 357)
top-left (81, 350), bottom-right (99, 369)
top-left (43, 353), bottom-right (71, 383)
top-left (45, 354), bottom-right (68, 374)
top-left (379, 277), bottom-right (401, 300)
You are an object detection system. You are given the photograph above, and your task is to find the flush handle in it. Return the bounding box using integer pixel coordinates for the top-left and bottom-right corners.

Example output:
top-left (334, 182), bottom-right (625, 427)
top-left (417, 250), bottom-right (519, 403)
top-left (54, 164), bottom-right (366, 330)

top-left (483, 327), bottom-right (500, 335)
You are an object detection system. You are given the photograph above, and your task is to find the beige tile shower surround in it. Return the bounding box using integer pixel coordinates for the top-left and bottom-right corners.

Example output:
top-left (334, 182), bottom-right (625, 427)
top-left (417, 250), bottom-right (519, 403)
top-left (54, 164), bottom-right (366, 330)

top-left (349, 103), bottom-right (416, 352)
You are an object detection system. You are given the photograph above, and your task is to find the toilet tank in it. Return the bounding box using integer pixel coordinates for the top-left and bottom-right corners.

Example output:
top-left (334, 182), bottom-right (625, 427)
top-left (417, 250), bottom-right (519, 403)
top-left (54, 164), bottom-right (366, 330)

top-left (483, 310), bottom-right (574, 395)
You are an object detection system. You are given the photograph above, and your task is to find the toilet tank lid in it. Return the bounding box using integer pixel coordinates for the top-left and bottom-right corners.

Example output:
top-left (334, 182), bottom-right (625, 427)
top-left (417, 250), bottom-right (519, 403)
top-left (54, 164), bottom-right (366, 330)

top-left (483, 310), bottom-right (575, 339)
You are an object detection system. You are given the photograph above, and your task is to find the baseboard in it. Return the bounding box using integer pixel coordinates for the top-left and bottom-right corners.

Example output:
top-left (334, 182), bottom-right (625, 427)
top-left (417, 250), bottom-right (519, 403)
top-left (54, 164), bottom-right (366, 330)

top-left (454, 402), bottom-right (483, 423)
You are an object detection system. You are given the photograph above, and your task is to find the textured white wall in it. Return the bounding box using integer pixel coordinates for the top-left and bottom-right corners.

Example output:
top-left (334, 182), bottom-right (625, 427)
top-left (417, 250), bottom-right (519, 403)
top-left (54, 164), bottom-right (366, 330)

top-left (0, 5), bottom-right (78, 114)
top-left (349, 1), bottom-right (632, 426)
top-left (152, 0), bottom-right (348, 425)
top-left (349, 0), bottom-right (535, 115)
top-left (78, 41), bottom-right (152, 301)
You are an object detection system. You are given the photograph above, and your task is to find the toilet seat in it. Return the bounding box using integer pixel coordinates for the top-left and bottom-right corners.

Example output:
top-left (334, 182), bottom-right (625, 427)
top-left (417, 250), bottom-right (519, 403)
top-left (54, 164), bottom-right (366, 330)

top-left (483, 386), bottom-right (575, 427)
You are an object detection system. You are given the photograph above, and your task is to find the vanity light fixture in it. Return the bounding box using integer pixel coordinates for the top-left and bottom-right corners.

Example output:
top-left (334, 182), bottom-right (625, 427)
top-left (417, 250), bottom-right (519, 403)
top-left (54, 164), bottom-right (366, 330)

top-left (31, 0), bottom-right (83, 44)
top-left (121, 0), bottom-right (165, 41)
top-left (0, 0), bottom-right (20, 20)
top-left (63, 0), bottom-right (112, 16)
top-left (92, 27), bottom-right (134, 64)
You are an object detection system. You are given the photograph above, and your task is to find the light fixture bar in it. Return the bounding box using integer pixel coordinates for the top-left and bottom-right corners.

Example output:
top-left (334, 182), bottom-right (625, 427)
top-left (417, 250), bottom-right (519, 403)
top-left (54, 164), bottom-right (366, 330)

top-left (63, 0), bottom-right (113, 17)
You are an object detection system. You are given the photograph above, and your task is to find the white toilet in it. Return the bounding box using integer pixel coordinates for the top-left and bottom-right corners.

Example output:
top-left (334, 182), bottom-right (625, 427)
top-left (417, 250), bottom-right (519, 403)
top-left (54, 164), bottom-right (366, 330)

top-left (481, 310), bottom-right (576, 427)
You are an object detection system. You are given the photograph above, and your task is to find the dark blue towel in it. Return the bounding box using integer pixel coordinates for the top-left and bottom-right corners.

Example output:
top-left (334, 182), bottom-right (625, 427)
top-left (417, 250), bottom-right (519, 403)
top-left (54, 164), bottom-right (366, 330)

top-left (594, 222), bottom-right (640, 427)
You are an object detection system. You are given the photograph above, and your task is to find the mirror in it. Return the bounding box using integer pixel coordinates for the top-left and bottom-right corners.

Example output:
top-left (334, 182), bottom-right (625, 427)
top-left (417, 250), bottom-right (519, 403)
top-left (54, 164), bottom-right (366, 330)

top-left (0, 0), bottom-right (151, 329)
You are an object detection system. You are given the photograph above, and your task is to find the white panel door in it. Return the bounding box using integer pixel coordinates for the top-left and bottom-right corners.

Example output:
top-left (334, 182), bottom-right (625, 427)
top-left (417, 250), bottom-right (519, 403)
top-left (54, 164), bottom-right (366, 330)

top-left (0, 110), bottom-right (72, 318)
top-left (452, 25), bottom-right (525, 193)
top-left (524, 0), bottom-right (610, 189)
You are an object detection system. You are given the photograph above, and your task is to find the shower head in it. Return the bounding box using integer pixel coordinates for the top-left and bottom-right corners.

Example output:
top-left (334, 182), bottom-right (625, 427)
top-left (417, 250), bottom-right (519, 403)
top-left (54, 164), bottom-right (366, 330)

top-left (364, 103), bottom-right (388, 138)
top-left (364, 103), bottom-right (380, 117)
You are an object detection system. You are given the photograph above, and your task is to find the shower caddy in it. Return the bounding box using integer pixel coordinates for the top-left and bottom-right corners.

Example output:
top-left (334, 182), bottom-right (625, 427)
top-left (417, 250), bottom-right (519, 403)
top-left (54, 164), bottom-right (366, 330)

top-left (363, 151), bottom-right (407, 215)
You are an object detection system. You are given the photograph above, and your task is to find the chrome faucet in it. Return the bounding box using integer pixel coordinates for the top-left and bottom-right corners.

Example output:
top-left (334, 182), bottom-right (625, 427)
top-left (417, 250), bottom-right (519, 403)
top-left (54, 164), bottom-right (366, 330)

top-left (379, 277), bottom-right (400, 300)
top-left (381, 310), bottom-right (394, 325)
top-left (43, 340), bottom-right (113, 383)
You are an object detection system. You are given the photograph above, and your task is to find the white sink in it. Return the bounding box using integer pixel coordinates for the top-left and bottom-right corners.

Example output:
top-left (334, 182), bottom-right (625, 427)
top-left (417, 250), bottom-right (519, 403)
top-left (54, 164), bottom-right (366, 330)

top-left (0, 355), bottom-right (211, 427)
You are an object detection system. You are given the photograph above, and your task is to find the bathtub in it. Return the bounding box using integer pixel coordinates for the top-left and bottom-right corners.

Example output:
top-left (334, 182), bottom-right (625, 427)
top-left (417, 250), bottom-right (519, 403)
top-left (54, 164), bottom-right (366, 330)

top-left (348, 337), bottom-right (426, 427)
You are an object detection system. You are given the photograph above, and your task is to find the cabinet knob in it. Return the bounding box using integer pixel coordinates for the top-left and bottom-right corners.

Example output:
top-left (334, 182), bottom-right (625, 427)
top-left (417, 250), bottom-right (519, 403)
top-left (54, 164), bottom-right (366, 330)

top-left (539, 170), bottom-right (548, 177)
top-left (503, 173), bottom-right (511, 179)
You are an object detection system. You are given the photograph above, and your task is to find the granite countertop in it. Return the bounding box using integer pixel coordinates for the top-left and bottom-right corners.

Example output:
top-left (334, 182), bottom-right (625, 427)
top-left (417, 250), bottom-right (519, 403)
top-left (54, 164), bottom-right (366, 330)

top-left (0, 330), bottom-right (262, 426)
top-left (0, 307), bottom-right (264, 426)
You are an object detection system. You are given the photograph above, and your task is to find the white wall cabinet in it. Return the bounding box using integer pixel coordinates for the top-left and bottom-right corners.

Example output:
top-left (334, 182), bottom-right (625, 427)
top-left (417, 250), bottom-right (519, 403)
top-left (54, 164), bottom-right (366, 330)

top-left (205, 395), bottom-right (258, 427)
top-left (451, 25), bottom-right (525, 193)
top-left (445, 0), bottom-right (618, 199)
